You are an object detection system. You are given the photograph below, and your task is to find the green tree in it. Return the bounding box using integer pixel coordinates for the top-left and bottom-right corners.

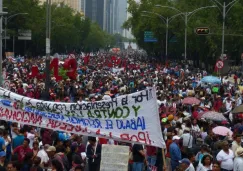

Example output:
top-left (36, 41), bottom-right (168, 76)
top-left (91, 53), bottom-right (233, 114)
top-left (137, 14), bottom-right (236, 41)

top-left (3, 0), bottom-right (116, 55)
top-left (125, 0), bottom-right (243, 65)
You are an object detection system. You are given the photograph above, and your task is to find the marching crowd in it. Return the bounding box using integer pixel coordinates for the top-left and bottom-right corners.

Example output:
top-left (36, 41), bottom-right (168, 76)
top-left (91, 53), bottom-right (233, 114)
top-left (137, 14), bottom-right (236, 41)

top-left (0, 52), bottom-right (243, 171)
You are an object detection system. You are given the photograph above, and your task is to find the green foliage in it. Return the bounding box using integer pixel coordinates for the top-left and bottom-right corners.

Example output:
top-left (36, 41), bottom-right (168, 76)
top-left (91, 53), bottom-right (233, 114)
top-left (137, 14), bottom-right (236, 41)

top-left (59, 67), bottom-right (68, 80)
top-left (3, 0), bottom-right (119, 55)
top-left (126, 0), bottom-right (243, 62)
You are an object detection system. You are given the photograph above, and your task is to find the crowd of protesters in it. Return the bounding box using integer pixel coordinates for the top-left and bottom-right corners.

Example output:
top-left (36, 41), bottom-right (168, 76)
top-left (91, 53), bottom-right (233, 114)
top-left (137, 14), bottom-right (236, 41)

top-left (0, 51), bottom-right (243, 171)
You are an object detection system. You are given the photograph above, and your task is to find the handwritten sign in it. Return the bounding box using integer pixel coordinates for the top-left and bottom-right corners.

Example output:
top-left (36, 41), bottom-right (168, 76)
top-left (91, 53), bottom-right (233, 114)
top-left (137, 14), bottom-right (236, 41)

top-left (100, 145), bottom-right (129, 171)
top-left (0, 87), bottom-right (165, 148)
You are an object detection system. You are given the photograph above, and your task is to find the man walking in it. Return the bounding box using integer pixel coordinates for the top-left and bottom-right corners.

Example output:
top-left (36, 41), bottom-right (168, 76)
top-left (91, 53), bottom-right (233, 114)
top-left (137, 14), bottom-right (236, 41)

top-left (170, 136), bottom-right (182, 171)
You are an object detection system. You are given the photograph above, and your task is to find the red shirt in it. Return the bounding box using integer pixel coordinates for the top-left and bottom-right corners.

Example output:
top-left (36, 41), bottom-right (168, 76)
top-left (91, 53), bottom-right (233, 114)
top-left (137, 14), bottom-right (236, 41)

top-left (146, 146), bottom-right (156, 156)
top-left (17, 88), bottom-right (24, 95)
top-left (192, 111), bottom-right (199, 119)
top-left (13, 145), bottom-right (32, 162)
top-left (165, 139), bottom-right (173, 158)
top-left (214, 100), bottom-right (223, 112)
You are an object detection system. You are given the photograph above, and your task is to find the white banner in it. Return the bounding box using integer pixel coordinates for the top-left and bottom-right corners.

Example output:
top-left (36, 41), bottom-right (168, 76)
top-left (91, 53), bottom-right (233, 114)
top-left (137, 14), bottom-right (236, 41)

top-left (100, 145), bottom-right (129, 171)
top-left (0, 87), bottom-right (165, 148)
top-left (112, 68), bottom-right (124, 73)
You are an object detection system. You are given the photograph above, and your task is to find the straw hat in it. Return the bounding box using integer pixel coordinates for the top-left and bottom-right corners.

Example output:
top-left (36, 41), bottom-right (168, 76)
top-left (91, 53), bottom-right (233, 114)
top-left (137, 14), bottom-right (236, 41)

top-left (235, 147), bottom-right (243, 157)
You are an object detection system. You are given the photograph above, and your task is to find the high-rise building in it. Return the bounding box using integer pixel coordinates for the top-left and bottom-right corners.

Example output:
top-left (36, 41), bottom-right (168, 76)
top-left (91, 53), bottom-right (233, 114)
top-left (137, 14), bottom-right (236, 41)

top-left (85, 0), bottom-right (105, 30)
top-left (104, 0), bottom-right (117, 34)
top-left (117, 0), bottom-right (127, 36)
top-left (39, 0), bottom-right (81, 12)
top-left (104, 0), bottom-right (127, 35)
top-left (80, 0), bottom-right (86, 14)
top-left (82, 0), bottom-right (129, 37)
top-left (125, 1), bottom-right (134, 39)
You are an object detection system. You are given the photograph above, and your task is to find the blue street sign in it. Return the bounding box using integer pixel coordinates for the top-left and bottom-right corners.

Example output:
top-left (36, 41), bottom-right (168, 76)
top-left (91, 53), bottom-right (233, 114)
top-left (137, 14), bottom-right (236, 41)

top-left (144, 31), bottom-right (158, 42)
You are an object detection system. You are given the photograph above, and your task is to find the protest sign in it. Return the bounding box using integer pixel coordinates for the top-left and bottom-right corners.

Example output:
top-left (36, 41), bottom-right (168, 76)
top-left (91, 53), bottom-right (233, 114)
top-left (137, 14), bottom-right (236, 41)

top-left (0, 87), bottom-right (165, 148)
top-left (100, 145), bottom-right (129, 171)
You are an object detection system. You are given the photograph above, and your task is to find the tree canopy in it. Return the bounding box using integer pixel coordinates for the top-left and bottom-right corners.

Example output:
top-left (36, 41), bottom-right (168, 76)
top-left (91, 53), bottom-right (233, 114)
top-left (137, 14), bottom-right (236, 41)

top-left (124, 0), bottom-right (243, 64)
top-left (3, 0), bottom-right (117, 55)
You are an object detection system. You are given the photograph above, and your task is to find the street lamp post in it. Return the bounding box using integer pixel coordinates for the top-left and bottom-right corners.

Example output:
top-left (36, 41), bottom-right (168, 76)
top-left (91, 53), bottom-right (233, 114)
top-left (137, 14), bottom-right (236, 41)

top-left (156, 5), bottom-right (216, 60)
top-left (210, 0), bottom-right (239, 58)
top-left (142, 11), bottom-right (183, 58)
top-left (44, 0), bottom-right (51, 100)
top-left (4, 13), bottom-right (28, 51)
top-left (0, 0), bottom-right (7, 87)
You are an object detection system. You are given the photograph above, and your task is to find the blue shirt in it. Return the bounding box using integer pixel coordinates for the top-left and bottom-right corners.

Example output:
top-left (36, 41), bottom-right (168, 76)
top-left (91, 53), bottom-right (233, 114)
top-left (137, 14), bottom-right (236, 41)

top-left (169, 142), bottom-right (181, 162)
top-left (13, 135), bottom-right (24, 149)
top-left (0, 137), bottom-right (5, 151)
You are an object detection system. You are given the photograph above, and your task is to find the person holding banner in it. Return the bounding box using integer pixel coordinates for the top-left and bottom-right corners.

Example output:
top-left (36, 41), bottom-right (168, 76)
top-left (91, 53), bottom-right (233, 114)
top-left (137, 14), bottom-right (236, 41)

top-left (132, 144), bottom-right (145, 171)
top-left (86, 137), bottom-right (101, 171)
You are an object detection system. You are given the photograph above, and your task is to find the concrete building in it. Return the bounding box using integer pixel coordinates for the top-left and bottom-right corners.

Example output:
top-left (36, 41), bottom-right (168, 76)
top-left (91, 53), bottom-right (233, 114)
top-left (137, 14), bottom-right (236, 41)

top-left (39, 0), bottom-right (81, 12)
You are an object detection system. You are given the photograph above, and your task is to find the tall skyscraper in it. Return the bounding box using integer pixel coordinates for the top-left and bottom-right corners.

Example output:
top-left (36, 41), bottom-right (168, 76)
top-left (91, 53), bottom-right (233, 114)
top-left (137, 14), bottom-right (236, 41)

top-left (117, 0), bottom-right (127, 36)
top-left (39, 0), bottom-right (81, 12)
top-left (125, 1), bottom-right (134, 38)
top-left (80, 0), bottom-right (86, 14)
top-left (104, 0), bottom-right (117, 34)
top-left (103, 0), bottom-right (127, 35)
top-left (82, 0), bottom-right (129, 36)
top-left (85, 0), bottom-right (105, 29)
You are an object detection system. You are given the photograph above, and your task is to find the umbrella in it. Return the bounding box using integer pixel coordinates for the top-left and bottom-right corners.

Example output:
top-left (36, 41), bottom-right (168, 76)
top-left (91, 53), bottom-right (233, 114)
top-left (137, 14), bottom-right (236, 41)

top-left (212, 126), bottom-right (233, 136)
top-left (232, 105), bottom-right (243, 114)
top-left (201, 76), bottom-right (221, 84)
top-left (182, 97), bottom-right (200, 105)
top-left (200, 111), bottom-right (227, 122)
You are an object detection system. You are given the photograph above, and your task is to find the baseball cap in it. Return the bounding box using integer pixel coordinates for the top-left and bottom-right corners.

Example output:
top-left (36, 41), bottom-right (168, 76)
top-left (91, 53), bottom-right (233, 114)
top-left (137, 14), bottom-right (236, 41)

top-left (179, 158), bottom-right (190, 165)
top-left (46, 146), bottom-right (56, 152)
top-left (0, 151), bottom-right (6, 157)
top-left (172, 135), bottom-right (180, 141)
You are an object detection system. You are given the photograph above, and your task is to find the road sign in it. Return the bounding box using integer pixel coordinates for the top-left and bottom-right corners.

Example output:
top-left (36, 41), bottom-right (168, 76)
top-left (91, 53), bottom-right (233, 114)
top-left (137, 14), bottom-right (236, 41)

top-left (144, 31), bottom-right (158, 42)
top-left (195, 27), bottom-right (210, 35)
top-left (18, 30), bottom-right (32, 40)
top-left (216, 60), bottom-right (224, 69)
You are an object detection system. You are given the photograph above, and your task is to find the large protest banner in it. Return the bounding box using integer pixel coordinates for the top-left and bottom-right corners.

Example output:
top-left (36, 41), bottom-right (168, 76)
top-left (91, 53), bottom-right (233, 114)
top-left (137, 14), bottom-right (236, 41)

top-left (100, 145), bottom-right (129, 171)
top-left (0, 87), bottom-right (165, 148)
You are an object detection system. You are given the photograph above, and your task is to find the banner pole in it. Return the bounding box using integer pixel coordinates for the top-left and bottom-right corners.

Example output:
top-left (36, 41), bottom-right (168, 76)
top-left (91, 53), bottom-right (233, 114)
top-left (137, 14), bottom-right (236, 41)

top-left (162, 148), bottom-right (166, 171)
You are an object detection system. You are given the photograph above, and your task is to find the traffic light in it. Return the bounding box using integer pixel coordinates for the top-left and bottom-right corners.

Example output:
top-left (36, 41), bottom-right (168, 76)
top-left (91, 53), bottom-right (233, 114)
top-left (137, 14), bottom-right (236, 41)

top-left (195, 27), bottom-right (210, 35)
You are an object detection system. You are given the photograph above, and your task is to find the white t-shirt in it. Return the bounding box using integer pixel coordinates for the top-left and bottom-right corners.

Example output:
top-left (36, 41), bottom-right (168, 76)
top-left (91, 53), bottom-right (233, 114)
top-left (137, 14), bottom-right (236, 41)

top-left (234, 157), bottom-right (243, 171)
top-left (196, 163), bottom-right (212, 171)
top-left (27, 132), bottom-right (35, 149)
top-left (186, 163), bottom-right (195, 171)
top-left (216, 149), bottom-right (234, 170)
top-left (37, 149), bottom-right (49, 164)
top-left (192, 125), bottom-right (200, 133)
top-left (181, 133), bottom-right (193, 148)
